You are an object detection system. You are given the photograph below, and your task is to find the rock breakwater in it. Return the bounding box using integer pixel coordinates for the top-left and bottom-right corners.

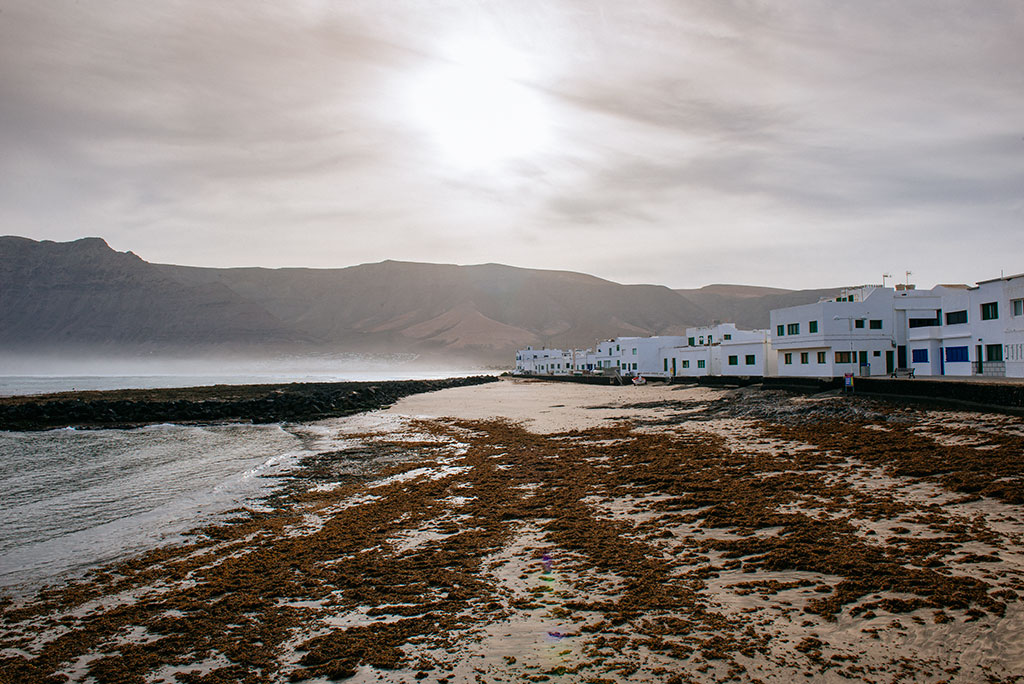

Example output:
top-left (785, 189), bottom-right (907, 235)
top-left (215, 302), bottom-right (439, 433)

top-left (0, 376), bottom-right (498, 431)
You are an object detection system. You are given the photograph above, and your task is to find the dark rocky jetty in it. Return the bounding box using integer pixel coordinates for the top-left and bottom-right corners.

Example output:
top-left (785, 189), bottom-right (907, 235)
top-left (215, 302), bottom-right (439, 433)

top-left (0, 376), bottom-right (498, 431)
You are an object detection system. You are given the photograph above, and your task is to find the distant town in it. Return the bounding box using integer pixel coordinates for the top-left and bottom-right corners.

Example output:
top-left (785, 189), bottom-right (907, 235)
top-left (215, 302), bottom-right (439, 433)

top-left (515, 272), bottom-right (1024, 380)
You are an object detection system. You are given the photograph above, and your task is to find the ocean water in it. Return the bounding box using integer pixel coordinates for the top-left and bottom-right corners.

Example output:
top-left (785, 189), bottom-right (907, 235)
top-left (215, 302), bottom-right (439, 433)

top-left (0, 413), bottom-right (422, 598)
top-left (0, 370), bottom-right (484, 595)
top-left (0, 422), bottom-right (315, 595)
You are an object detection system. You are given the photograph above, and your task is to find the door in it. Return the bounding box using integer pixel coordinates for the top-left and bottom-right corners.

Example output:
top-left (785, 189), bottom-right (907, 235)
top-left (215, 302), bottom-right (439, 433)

top-left (885, 351), bottom-right (895, 374)
top-left (939, 347), bottom-right (944, 375)
top-left (897, 345), bottom-right (907, 369)
top-left (671, 358), bottom-right (677, 376)
top-left (976, 345), bottom-right (983, 374)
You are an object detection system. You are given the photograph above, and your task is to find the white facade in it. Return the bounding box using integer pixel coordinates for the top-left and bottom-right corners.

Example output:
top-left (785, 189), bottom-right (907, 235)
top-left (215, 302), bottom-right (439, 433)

top-left (770, 286), bottom-right (896, 378)
top-left (769, 274), bottom-right (1024, 380)
top-left (616, 336), bottom-right (688, 377)
top-left (514, 271), bottom-right (1024, 381)
top-left (895, 276), bottom-right (1024, 380)
top-left (513, 347), bottom-right (569, 375)
top-left (658, 324), bottom-right (772, 377)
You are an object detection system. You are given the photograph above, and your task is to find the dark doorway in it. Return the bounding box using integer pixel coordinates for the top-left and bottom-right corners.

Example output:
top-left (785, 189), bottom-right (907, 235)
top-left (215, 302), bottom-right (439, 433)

top-left (897, 345), bottom-right (907, 369)
top-left (886, 350), bottom-right (895, 374)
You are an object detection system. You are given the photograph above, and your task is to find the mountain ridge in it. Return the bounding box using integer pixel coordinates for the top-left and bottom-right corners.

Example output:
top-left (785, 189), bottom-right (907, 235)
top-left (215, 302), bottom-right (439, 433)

top-left (0, 236), bottom-right (843, 363)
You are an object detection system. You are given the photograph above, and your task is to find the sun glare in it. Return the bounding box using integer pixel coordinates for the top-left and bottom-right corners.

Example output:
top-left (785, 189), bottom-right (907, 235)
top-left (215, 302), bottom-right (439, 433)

top-left (407, 40), bottom-right (552, 170)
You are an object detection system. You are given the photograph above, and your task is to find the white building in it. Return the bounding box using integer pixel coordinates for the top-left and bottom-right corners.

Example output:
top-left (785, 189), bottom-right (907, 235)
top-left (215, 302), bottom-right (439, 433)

top-left (769, 273), bottom-right (1024, 380)
top-left (589, 339), bottom-right (622, 373)
top-left (616, 336), bottom-right (688, 377)
top-left (513, 347), bottom-right (568, 375)
top-left (770, 286), bottom-right (896, 377)
top-left (658, 324), bottom-right (772, 377)
top-left (902, 275), bottom-right (1024, 379)
top-left (516, 271), bottom-right (1024, 381)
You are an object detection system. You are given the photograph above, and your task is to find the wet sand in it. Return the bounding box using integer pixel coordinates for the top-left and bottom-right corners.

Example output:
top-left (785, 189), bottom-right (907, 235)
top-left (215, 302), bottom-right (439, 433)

top-left (2, 377), bottom-right (1022, 682)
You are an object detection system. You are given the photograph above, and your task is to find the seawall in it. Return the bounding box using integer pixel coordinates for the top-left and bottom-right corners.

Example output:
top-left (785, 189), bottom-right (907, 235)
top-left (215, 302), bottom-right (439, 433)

top-left (525, 374), bottom-right (1024, 413)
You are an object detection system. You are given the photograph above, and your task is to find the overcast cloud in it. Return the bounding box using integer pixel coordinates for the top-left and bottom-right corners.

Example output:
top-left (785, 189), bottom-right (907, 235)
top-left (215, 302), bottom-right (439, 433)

top-left (1, 0), bottom-right (1022, 289)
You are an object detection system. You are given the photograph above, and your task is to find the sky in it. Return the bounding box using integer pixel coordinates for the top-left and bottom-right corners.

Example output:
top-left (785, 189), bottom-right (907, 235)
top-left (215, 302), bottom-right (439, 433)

top-left (1, 0), bottom-right (1022, 290)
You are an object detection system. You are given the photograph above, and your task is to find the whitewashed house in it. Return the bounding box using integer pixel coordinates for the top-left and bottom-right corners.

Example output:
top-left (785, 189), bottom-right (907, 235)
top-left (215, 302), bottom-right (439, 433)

top-left (770, 286), bottom-right (896, 377)
top-left (899, 284), bottom-right (969, 377)
top-left (565, 348), bottom-right (594, 373)
top-left (658, 324), bottom-right (772, 377)
top-left (513, 347), bottom-right (567, 375)
top-left (769, 273), bottom-right (1024, 379)
top-left (591, 339), bottom-right (624, 373)
top-left (964, 274), bottom-right (1024, 378)
top-left (615, 336), bottom-right (688, 377)
top-left (896, 275), bottom-right (1024, 379)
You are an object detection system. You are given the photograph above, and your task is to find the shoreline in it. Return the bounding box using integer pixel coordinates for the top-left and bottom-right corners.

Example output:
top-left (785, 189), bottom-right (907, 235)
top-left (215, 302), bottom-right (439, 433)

top-left (1, 379), bottom-right (1022, 682)
top-left (0, 376), bottom-right (499, 431)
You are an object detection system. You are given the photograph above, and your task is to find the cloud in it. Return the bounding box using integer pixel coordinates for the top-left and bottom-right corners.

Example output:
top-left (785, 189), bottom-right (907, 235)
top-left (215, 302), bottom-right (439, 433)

top-left (0, 0), bottom-right (1022, 288)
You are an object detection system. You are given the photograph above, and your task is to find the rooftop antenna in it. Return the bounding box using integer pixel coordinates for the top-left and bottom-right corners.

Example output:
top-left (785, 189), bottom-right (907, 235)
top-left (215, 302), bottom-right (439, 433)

top-left (882, 273), bottom-right (892, 287)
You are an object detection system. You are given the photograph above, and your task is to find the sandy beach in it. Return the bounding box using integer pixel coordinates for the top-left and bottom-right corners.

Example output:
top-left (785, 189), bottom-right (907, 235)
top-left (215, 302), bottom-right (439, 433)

top-left (2, 377), bottom-right (1022, 683)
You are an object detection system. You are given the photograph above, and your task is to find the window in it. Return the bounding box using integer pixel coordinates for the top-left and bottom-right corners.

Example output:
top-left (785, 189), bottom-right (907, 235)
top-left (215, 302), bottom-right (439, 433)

top-left (699, 337), bottom-right (704, 345)
top-left (777, 325), bottom-right (785, 336)
top-left (697, 360), bottom-right (705, 369)
top-left (911, 349), bottom-right (928, 363)
top-left (800, 352), bottom-right (809, 364)
top-left (869, 319), bottom-right (882, 329)
top-left (835, 351), bottom-right (854, 363)
top-left (817, 351), bottom-right (826, 363)
top-left (784, 353), bottom-right (793, 365)
top-left (787, 323), bottom-right (800, 335)
top-left (664, 359), bottom-right (668, 372)
top-left (981, 302), bottom-right (999, 320)
top-left (945, 310), bottom-right (968, 325)
top-left (909, 317), bottom-right (939, 328)
top-left (687, 337), bottom-right (695, 346)
top-left (707, 335), bottom-right (713, 344)
top-left (809, 321), bottom-right (818, 333)
top-left (724, 334), bottom-right (732, 340)
top-left (632, 363), bottom-right (637, 370)
top-left (745, 354), bottom-right (755, 365)
top-left (945, 346), bottom-right (969, 362)
top-left (854, 319), bottom-right (865, 329)
top-left (632, 348), bottom-right (637, 355)
top-left (873, 350), bottom-right (881, 357)
top-left (728, 355), bottom-right (738, 366)
top-left (986, 344), bottom-right (1003, 362)
top-left (682, 360), bottom-right (690, 368)
top-left (1013, 299), bottom-right (1023, 317)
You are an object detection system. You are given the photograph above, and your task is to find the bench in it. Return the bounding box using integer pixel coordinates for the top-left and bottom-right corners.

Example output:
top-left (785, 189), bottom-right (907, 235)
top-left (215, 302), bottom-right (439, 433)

top-left (890, 368), bottom-right (916, 379)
